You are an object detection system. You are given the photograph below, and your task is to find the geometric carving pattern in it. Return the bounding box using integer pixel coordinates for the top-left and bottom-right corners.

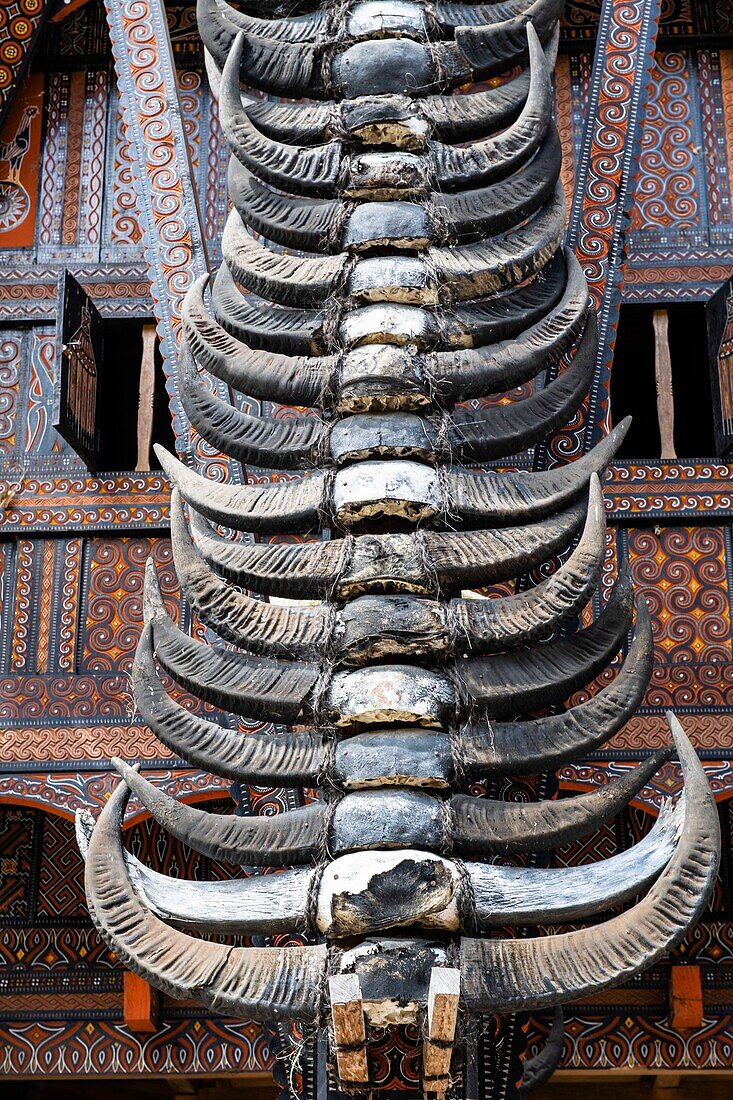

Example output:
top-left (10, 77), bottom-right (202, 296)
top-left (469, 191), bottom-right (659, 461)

top-left (0, 806), bottom-right (38, 918)
top-left (79, 536), bottom-right (178, 673)
top-left (628, 526), bottom-right (731, 662)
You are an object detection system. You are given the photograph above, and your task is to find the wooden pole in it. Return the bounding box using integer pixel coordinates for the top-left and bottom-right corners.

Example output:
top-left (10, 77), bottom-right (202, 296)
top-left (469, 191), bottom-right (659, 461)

top-left (136, 323), bottom-right (156, 472)
top-left (329, 974), bottom-right (370, 1088)
top-left (653, 308), bottom-right (676, 459)
top-left (423, 968), bottom-right (460, 1098)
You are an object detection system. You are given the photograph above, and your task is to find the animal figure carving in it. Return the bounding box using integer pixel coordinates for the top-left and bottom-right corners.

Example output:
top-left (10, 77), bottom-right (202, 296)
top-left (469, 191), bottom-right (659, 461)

top-left (78, 1), bottom-right (720, 1097)
top-left (0, 104), bottom-right (38, 185)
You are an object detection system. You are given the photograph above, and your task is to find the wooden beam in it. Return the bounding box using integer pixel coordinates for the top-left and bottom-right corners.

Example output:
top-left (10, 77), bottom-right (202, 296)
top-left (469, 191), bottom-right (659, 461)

top-left (653, 309), bottom-right (676, 459)
top-left (423, 968), bottom-right (460, 1098)
top-left (669, 964), bottom-right (703, 1031)
top-left (123, 970), bottom-right (159, 1033)
top-left (329, 974), bottom-right (370, 1088)
top-left (103, 0), bottom-right (245, 484)
top-left (538, 0), bottom-right (663, 465)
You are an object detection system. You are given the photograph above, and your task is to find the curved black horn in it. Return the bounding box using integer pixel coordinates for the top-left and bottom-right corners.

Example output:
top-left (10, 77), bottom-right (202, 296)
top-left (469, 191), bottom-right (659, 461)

top-left (452, 744), bottom-right (673, 856)
top-left (84, 777), bottom-right (326, 1018)
top-left (460, 600), bottom-right (654, 775)
top-left (459, 716), bottom-right (720, 1011)
top-left (114, 758), bottom-right (325, 866)
top-left (133, 622), bottom-right (324, 784)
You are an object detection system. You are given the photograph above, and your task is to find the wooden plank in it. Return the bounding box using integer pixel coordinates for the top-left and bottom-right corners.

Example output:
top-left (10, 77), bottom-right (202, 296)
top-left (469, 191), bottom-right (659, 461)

top-left (136, 323), bottom-right (156, 472)
top-left (123, 970), bottom-right (159, 1033)
top-left (653, 309), bottom-right (676, 459)
top-left (0, 0), bottom-right (55, 133)
top-left (669, 965), bottom-right (704, 1031)
top-left (329, 974), bottom-right (369, 1087)
top-left (538, 0), bottom-right (663, 466)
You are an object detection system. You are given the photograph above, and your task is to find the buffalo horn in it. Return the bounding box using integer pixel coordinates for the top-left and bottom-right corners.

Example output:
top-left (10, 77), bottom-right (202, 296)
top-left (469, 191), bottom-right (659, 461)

top-left (84, 777), bottom-right (326, 1018)
top-left (77, 806), bottom-right (316, 934)
top-left (113, 758), bottom-right (324, 866)
top-left (427, 249), bottom-right (588, 398)
top-left (468, 795), bottom-right (682, 925)
top-left (133, 623), bottom-right (324, 784)
top-left (222, 209), bottom-right (349, 308)
top-left (155, 445), bottom-right (325, 534)
top-left (459, 716), bottom-right (720, 1011)
top-left (179, 346), bottom-right (327, 469)
top-left (170, 489), bottom-right (327, 657)
top-left (431, 26), bottom-right (552, 191)
top-left (210, 263), bottom-right (327, 356)
top-left (460, 600), bottom-right (654, 775)
top-left (442, 314), bottom-right (595, 462)
top-left (189, 498), bottom-right (587, 598)
top-left (184, 277), bottom-right (331, 406)
top-left (144, 560), bottom-right (319, 722)
top-left (219, 35), bottom-right (341, 196)
top-left (444, 418), bottom-right (628, 527)
top-left (452, 745), bottom-right (673, 856)
top-left (460, 566), bottom-right (635, 719)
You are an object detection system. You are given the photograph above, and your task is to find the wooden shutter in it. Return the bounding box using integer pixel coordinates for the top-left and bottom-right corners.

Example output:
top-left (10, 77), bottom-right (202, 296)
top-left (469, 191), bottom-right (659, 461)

top-left (53, 270), bottom-right (104, 470)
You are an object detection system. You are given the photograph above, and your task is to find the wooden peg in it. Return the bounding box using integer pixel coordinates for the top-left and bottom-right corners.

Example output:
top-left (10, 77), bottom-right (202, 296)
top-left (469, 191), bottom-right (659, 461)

top-left (423, 967), bottom-right (460, 1097)
top-left (669, 964), bottom-right (703, 1031)
top-left (123, 970), bottom-right (159, 1033)
top-left (329, 973), bottom-right (369, 1088)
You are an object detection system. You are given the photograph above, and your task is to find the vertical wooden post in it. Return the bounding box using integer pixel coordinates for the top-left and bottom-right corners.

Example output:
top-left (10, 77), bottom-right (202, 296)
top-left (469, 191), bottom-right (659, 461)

top-left (669, 964), bottom-right (703, 1030)
top-left (423, 968), bottom-right (460, 1098)
top-left (329, 974), bottom-right (369, 1088)
top-left (136, 323), bottom-right (156, 472)
top-left (653, 308), bottom-right (676, 459)
top-left (123, 970), bottom-right (159, 1032)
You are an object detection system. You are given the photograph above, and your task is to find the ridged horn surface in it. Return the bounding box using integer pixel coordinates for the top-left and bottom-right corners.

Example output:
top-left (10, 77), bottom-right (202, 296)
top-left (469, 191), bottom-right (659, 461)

top-left (133, 623), bottom-right (324, 784)
top-left (211, 264), bottom-right (326, 356)
top-left (113, 758), bottom-right (324, 866)
top-left (189, 498), bottom-right (586, 598)
top-left (155, 445), bottom-right (325, 534)
top-left (461, 601), bottom-right (654, 775)
top-left (84, 778), bottom-right (326, 1018)
top-left (170, 489), bottom-right (327, 657)
top-left (229, 157), bottom-right (347, 253)
top-left (442, 314), bottom-right (595, 461)
top-left (431, 26), bottom-right (552, 191)
top-left (459, 716), bottom-right (720, 1011)
top-left (451, 473), bottom-right (605, 651)
top-left (442, 420), bottom-right (626, 528)
top-left (426, 249), bottom-right (588, 398)
top-left (461, 567), bottom-right (635, 719)
top-left (179, 346), bottom-right (326, 469)
top-left (219, 35), bottom-right (340, 196)
top-left (452, 745), bottom-right (673, 856)
top-left (78, 804), bottom-right (315, 934)
top-left (199, 2), bottom-right (323, 96)
top-left (222, 209), bottom-right (348, 308)
top-left (468, 795), bottom-right (682, 925)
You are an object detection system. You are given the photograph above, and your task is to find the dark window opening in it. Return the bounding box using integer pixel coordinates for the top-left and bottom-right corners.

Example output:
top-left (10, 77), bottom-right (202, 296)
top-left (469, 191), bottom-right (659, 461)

top-left (611, 302), bottom-right (716, 459)
top-left (95, 318), bottom-right (175, 473)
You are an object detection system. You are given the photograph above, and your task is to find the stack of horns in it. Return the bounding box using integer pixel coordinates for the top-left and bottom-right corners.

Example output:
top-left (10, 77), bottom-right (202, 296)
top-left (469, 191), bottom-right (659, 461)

top-left (79, 0), bottom-right (720, 1095)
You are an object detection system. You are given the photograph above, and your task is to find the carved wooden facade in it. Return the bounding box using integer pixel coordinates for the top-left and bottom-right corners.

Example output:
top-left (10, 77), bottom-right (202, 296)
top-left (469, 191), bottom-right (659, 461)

top-left (1, 0), bottom-right (733, 1095)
